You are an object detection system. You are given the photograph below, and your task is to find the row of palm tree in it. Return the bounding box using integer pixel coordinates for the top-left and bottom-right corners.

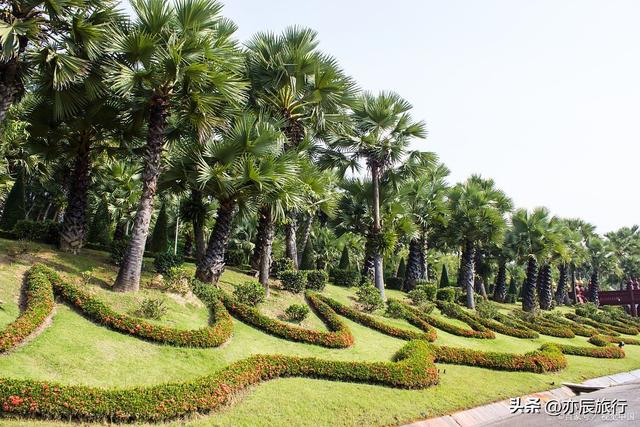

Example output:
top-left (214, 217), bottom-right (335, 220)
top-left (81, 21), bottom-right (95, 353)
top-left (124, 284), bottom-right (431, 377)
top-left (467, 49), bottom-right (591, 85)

top-left (1, 0), bottom-right (637, 312)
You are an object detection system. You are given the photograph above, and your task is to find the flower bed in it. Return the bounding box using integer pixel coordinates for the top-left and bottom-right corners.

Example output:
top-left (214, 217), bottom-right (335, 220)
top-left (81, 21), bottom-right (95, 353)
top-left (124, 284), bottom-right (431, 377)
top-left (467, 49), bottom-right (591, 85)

top-left (0, 265), bottom-right (55, 353)
top-left (397, 301), bottom-right (495, 339)
top-left (219, 292), bottom-right (354, 348)
top-left (316, 295), bottom-right (437, 342)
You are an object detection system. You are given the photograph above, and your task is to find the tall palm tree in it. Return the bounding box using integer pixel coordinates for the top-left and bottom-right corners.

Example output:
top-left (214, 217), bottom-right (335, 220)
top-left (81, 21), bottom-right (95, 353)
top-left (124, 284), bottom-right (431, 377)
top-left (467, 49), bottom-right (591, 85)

top-left (245, 26), bottom-right (356, 272)
top-left (109, 0), bottom-right (246, 292)
top-left (329, 92), bottom-right (427, 298)
top-left (192, 114), bottom-right (301, 288)
top-left (449, 175), bottom-right (512, 309)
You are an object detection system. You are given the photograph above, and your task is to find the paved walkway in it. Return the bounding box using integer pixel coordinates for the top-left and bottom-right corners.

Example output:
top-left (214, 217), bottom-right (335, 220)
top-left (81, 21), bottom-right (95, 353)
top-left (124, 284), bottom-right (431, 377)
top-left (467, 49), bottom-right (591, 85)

top-left (403, 369), bottom-right (640, 427)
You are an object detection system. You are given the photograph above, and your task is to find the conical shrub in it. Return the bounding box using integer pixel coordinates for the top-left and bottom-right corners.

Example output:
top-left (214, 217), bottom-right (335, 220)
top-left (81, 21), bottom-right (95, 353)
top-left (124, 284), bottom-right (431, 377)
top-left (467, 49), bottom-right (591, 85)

top-left (149, 202), bottom-right (169, 254)
top-left (0, 172), bottom-right (25, 230)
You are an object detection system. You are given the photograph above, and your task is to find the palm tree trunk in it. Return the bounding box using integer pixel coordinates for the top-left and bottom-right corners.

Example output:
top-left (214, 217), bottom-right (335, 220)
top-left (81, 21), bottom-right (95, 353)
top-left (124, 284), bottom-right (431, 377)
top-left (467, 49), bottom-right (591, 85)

top-left (59, 136), bottom-right (91, 254)
top-left (114, 95), bottom-right (168, 292)
top-left (538, 263), bottom-right (553, 310)
top-left (251, 206), bottom-right (270, 272)
top-left (523, 257), bottom-right (538, 312)
top-left (462, 240), bottom-right (476, 309)
top-left (195, 199), bottom-right (237, 284)
top-left (589, 270), bottom-right (600, 306)
top-left (493, 262), bottom-right (507, 302)
top-left (258, 209), bottom-right (274, 296)
top-left (191, 190), bottom-right (206, 263)
top-left (555, 263), bottom-right (568, 305)
top-left (0, 59), bottom-right (21, 126)
top-left (297, 214), bottom-right (312, 266)
top-left (403, 238), bottom-right (422, 291)
top-left (420, 229), bottom-right (428, 280)
top-left (284, 216), bottom-right (299, 270)
top-left (370, 164), bottom-right (385, 299)
top-left (571, 264), bottom-right (578, 304)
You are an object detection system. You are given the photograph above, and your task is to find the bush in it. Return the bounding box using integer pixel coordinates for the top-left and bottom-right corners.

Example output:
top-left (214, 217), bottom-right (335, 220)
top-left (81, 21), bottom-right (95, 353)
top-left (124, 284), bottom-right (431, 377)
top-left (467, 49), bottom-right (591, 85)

top-left (158, 266), bottom-right (192, 295)
top-left (280, 270), bottom-right (307, 293)
top-left (338, 246), bottom-right (350, 269)
top-left (13, 220), bottom-right (60, 244)
top-left (225, 249), bottom-right (245, 267)
top-left (505, 293), bottom-right (518, 304)
top-left (153, 252), bottom-right (183, 274)
top-left (408, 284), bottom-right (437, 305)
top-left (110, 239), bottom-right (129, 266)
top-left (149, 203), bottom-right (169, 254)
top-left (476, 300), bottom-right (499, 319)
top-left (284, 304), bottom-right (310, 323)
top-left (305, 270), bottom-right (328, 291)
top-left (233, 281), bottom-right (266, 306)
top-left (385, 276), bottom-right (403, 290)
top-left (299, 240), bottom-right (315, 270)
top-left (436, 287), bottom-right (457, 303)
top-left (271, 257), bottom-right (295, 278)
top-left (356, 284), bottom-right (384, 312)
top-left (0, 172), bottom-right (25, 231)
top-left (330, 269), bottom-right (360, 287)
top-left (385, 299), bottom-right (406, 318)
top-left (134, 298), bottom-right (167, 320)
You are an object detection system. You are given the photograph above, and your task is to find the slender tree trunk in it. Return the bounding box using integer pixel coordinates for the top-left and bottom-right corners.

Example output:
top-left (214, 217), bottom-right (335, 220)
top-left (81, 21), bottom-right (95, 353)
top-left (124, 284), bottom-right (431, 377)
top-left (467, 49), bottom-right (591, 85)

top-left (60, 136), bottom-right (92, 253)
top-left (297, 214), bottom-right (312, 266)
top-left (191, 190), bottom-right (206, 264)
top-left (493, 262), bottom-right (507, 302)
top-left (251, 206), bottom-right (270, 272)
top-left (555, 263), bottom-right (568, 306)
top-left (42, 202), bottom-right (52, 221)
top-left (258, 209), bottom-right (274, 296)
top-left (370, 164), bottom-right (385, 299)
top-left (420, 229), bottom-right (428, 280)
top-left (284, 215), bottom-right (299, 270)
top-left (114, 95), bottom-right (168, 292)
top-left (523, 257), bottom-right (538, 312)
top-left (589, 270), bottom-right (600, 306)
top-left (462, 240), bottom-right (476, 309)
top-left (195, 199), bottom-right (237, 284)
top-left (0, 58), bottom-right (21, 126)
top-left (403, 238), bottom-right (422, 291)
top-left (538, 263), bottom-right (553, 310)
top-left (571, 265), bottom-right (578, 304)
top-left (473, 249), bottom-right (488, 300)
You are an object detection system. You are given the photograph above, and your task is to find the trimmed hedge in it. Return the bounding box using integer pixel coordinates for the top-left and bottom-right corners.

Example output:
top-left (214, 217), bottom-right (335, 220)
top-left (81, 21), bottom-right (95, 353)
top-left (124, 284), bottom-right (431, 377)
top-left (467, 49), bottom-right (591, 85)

top-left (0, 265), bottom-right (55, 353)
top-left (481, 313), bottom-right (539, 339)
top-left (304, 270), bottom-right (328, 291)
top-left (436, 302), bottom-right (496, 339)
top-left (590, 334), bottom-right (640, 346)
top-left (316, 295), bottom-right (437, 342)
top-left (399, 301), bottom-right (495, 339)
top-left (432, 343), bottom-right (567, 373)
top-left (436, 287), bottom-right (457, 303)
top-left (279, 270), bottom-right (306, 293)
top-left (567, 312), bottom-right (638, 336)
top-left (556, 343), bottom-right (625, 359)
top-left (512, 312), bottom-right (575, 338)
top-left (0, 340), bottom-right (438, 422)
top-left (329, 269), bottom-right (360, 287)
top-left (220, 291), bottom-right (354, 348)
top-left (565, 313), bottom-right (620, 336)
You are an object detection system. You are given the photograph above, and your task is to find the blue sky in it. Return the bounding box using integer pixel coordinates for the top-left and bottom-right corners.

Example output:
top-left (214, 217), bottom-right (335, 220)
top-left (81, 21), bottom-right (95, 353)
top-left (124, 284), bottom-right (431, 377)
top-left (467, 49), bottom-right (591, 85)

top-left (122, 1), bottom-right (640, 233)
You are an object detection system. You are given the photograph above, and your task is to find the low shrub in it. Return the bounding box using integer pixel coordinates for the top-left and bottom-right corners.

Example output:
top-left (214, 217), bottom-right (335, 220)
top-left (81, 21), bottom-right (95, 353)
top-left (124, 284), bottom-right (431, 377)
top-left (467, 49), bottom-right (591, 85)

top-left (317, 295), bottom-right (437, 342)
top-left (12, 220), bottom-right (60, 244)
top-left (408, 284), bottom-right (437, 306)
top-left (284, 304), bottom-right (310, 323)
top-left (305, 270), bottom-right (328, 291)
top-left (220, 291), bottom-right (353, 348)
top-left (271, 257), bottom-right (295, 278)
top-left (556, 343), bottom-right (625, 359)
top-left (483, 313), bottom-right (539, 339)
top-left (385, 277), bottom-right (403, 290)
top-left (224, 249), bottom-right (245, 267)
top-left (356, 284), bottom-right (384, 312)
top-left (385, 299), bottom-right (406, 318)
top-left (280, 270), bottom-right (307, 293)
top-left (436, 287), bottom-right (457, 303)
top-left (0, 265), bottom-right (54, 353)
top-left (437, 301), bottom-right (495, 338)
top-left (329, 269), bottom-right (360, 287)
top-left (134, 298), bottom-right (167, 320)
top-left (109, 239), bottom-right (129, 266)
top-left (163, 266), bottom-right (192, 295)
top-left (476, 300), bottom-right (499, 319)
top-left (505, 293), bottom-right (518, 304)
top-left (153, 252), bottom-right (183, 274)
top-left (402, 301), bottom-right (495, 339)
top-left (233, 281), bottom-right (266, 306)
top-left (6, 240), bottom-right (39, 258)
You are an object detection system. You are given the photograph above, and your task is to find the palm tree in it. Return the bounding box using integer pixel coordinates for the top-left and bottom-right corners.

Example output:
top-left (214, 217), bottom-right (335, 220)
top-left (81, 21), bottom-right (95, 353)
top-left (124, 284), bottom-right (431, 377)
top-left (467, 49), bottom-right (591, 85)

top-left (192, 114), bottom-right (301, 288)
top-left (329, 92), bottom-right (427, 298)
top-left (606, 226), bottom-right (640, 289)
top-left (245, 26), bottom-right (356, 272)
top-left (109, 0), bottom-right (246, 292)
top-left (449, 175), bottom-right (512, 309)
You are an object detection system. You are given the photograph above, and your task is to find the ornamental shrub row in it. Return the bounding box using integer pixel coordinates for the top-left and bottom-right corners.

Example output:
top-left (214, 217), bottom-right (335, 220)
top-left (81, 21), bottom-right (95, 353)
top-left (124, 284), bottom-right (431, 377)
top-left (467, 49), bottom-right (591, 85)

top-left (399, 301), bottom-right (495, 339)
top-left (0, 265), bottom-right (54, 353)
top-left (556, 343), bottom-right (625, 359)
top-left (435, 287), bottom-right (457, 303)
top-left (0, 340), bottom-right (438, 422)
top-left (316, 295), bottom-right (437, 342)
top-left (43, 265), bottom-right (233, 348)
top-left (512, 312), bottom-right (575, 338)
top-left (329, 269), bottom-right (361, 287)
top-left (219, 291), bottom-right (353, 348)
top-left (474, 312), bottom-right (539, 339)
top-left (590, 334), bottom-right (640, 346)
top-left (431, 343), bottom-right (567, 373)
top-left (565, 313), bottom-right (622, 336)
top-left (13, 220), bottom-right (60, 245)
top-left (436, 302), bottom-right (496, 338)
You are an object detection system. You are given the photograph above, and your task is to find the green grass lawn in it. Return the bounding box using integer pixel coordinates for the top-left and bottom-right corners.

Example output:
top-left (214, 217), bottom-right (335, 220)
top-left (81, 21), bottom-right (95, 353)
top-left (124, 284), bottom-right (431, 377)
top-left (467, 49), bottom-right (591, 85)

top-left (1, 238), bottom-right (639, 426)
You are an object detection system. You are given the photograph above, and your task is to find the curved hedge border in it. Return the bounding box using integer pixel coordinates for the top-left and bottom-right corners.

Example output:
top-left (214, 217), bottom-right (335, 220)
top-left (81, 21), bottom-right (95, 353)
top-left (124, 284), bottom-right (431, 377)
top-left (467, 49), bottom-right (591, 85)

top-left (0, 266), bottom-right (55, 353)
top-left (46, 267), bottom-right (233, 348)
top-left (543, 315), bottom-right (598, 337)
top-left (486, 313), bottom-right (539, 339)
top-left (565, 313), bottom-right (622, 336)
top-left (435, 302), bottom-right (497, 339)
top-left (432, 343), bottom-right (567, 373)
top-left (0, 339), bottom-right (438, 422)
top-left (398, 301), bottom-right (494, 339)
top-left (510, 312), bottom-right (575, 338)
top-left (219, 292), bottom-right (354, 348)
top-left (556, 343), bottom-right (625, 359)
top-left (566, 313), bottom-right (637, 336)
top-left (589, 334), bottom-right (640, 346)
top-left (315, 295), bottom-right (437, 342)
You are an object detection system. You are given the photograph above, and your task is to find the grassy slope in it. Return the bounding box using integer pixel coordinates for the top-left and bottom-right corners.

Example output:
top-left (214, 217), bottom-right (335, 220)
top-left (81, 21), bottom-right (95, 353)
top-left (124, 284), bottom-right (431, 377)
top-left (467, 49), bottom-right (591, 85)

top-left (0, 238), bottom-right (639, 427)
